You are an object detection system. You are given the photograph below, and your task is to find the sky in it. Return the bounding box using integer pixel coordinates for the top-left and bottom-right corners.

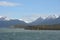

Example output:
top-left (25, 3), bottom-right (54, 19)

top-left (0, 0), bottom-right (60, 23)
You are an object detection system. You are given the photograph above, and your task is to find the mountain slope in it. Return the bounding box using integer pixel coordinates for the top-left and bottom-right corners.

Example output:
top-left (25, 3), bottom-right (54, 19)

top-left (29, 17), bottom-right (44, 25)
top-left (29, 15), bottom-right (60, 25)
top-left (0, 17), bottom-right (27, 28)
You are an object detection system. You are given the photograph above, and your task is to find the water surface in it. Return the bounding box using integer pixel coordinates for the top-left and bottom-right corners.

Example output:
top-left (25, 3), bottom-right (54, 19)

top-left (0, 29), bottom-right (60, 40)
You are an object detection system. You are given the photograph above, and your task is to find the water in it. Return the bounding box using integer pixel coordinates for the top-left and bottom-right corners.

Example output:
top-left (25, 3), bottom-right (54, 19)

top-left (0, 29), bottom-right (60, 40)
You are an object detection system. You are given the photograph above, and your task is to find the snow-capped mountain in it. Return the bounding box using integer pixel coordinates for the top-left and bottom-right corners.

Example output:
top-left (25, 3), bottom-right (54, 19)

top-left (29, 15), bottom-right (60, 25)
top-left (0, 16), bottom-right (7, 21)
top-left (0, 16), bottom-right (27, 28)
top-left (46, 15), bottom-right (58, 19)
top-left (0, 15), bottom-right (60, 28)
top-left (29, 17), bottom-right (44, 25)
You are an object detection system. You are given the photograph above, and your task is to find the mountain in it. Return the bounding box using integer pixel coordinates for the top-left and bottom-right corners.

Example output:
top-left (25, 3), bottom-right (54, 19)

top-left (54, 16), bottom-right (60, 24)
top-left (40, 15), bottom-right (57, 25)
top-left (0, 16), bottom-right (27, 28)
top-left (0, 15), bottom-right (60, 28)
top-left (29, 17), bottom-right (44, 25)
top-left (29, 15), bottom-right (60, 25)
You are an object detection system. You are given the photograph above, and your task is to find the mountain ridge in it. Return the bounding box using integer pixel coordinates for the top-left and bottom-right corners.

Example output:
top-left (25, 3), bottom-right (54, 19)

top-left (0, 16), bottom-right (27, 28)
top-left (0, 15), bottom-right (60, 28)
top-left (29, 15), bottom-right (60, 25)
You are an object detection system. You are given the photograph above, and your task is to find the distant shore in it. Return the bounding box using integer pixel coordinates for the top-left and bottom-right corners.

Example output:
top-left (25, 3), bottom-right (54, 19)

top-left (24, 24), bottom-right (60, 30)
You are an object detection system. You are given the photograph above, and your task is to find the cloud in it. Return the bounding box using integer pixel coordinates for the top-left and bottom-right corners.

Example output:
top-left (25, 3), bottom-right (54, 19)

top-left (0, 1), bottom-right (22, 7)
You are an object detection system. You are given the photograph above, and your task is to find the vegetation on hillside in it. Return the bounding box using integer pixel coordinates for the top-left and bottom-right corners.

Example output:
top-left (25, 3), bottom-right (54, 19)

top-left (13, 24), bottom-right (60, 30)
top-left (25, 24), bottom-right (60, 30)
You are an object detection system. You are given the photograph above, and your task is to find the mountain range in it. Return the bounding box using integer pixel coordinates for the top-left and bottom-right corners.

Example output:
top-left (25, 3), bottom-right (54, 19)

top-left (0, 15), bottom-right (60, 28)
top-left (29, 15), bottom-right (60, 26)
top-left (0, 16), bottom-right (27, 28)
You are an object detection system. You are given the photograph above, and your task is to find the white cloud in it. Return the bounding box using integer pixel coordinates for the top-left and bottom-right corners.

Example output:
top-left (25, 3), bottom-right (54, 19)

top-left (0, 1), bottom-right (22, 7)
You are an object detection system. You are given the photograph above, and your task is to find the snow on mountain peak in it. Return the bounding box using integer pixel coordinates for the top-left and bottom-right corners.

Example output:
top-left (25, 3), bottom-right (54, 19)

top-left (0, 16), bottom-right (7, 21)
top-left (46, 15), bottom-right (59, 19)
top-left (0, 16), bottom-right (12, 21)
top-left (0, 15), bottom-right (59, 23)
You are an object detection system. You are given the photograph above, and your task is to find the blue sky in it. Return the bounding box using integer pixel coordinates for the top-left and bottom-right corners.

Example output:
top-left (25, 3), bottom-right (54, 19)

top-left (0, 0), bottom-right (60, 22)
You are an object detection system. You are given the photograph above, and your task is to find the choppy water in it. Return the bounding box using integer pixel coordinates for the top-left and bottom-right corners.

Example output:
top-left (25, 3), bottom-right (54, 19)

top-left (0, 29), bottom-right (60, 40)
